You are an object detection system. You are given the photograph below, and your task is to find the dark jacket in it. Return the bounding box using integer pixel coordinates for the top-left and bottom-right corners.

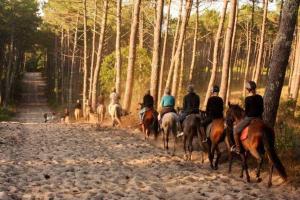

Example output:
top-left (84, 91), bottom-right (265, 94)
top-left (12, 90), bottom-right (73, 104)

top-left (75, 103), bottom-right (81, 109)
top-left (245, 94), bottom-right (264, 118)
top-left (183, 92), bottom-right (200, 114)
top-left (207, 96), bottom-right (223, 119)
top-left (143, 94), bottom-right (154, 108)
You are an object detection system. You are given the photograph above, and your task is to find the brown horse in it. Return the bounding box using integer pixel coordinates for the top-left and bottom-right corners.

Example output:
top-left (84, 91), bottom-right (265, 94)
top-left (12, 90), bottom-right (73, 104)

top-left (141, 108), bottom-right (159, 140)
top-left (199, 118), bottom-right (233, 171)
top-left (226, 103), bottom-right (287, 187)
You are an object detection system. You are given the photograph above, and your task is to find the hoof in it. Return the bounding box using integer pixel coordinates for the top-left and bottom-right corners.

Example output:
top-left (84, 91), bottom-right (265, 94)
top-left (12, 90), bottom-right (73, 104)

top-left (247, 177), bottom-right (251, 183)
top-left (268, 182), bottom-right (272, 188)
top-left (214, 166), bottom-right (218, 170)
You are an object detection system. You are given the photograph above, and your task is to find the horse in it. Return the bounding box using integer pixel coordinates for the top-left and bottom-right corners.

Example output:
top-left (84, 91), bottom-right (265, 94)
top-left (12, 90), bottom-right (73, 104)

top-left (141, 108), bottom-right (159, 140)
top-left (74, 108), bottom-right (80, 121)
top-left (108, 103), bottom-right (123, 127)
top-left (226, 103), bottom-right (287, 187)
top-left (161, 112), bottom-right (178, 155)
top-left (182, 114), bottom-right (203, 161)
top-left (96, 104), bottom-right (106, 124)
top-left (85, 105), bottom-right (91, 121)
top-left (199, 117), bottom-right (233, 171)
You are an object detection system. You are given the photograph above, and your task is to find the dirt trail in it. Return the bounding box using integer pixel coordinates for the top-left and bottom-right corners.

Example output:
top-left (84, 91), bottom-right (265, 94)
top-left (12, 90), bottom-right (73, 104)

top-left (0, 73), bottom-right (299, 199)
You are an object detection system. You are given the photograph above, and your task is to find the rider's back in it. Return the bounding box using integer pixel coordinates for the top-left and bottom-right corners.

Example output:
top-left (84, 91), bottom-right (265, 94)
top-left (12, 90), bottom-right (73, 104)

top-left (183, 92), bottom-right (200, 113)
top-left (207, 96), bottom-right (223, 119)
top-left (245, 94), bottom-right (263, 118)
top-left (161, 95), bottom-right (175, 107)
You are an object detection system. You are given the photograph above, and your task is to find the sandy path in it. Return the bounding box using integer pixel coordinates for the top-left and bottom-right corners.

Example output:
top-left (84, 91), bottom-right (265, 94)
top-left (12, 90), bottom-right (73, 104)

top-left (0, 72), bottom-right (299, 199)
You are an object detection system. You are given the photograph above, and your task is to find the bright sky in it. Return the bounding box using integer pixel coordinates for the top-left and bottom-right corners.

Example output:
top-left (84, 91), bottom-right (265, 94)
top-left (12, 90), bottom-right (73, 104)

top-left (37, 0), bottom-right (279, 17)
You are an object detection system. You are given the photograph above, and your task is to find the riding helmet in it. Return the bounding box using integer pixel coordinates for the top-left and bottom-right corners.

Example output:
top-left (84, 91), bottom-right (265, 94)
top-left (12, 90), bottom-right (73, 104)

top-left (246, 81), bottom-right (257, 91)
top-left (211, 85), bottom-right (220, 93)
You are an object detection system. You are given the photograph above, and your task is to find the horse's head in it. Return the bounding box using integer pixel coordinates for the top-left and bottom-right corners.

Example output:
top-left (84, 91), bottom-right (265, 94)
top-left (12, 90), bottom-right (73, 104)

top-left (225, 102), bottom-right (245, 129)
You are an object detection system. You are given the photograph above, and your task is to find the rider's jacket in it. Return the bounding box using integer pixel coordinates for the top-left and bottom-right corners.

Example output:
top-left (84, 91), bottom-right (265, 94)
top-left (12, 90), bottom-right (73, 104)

top-left (161, 95), bottom-right (175, 108)
top-left (75, 103), bottom-right (81, 110)
top-left (245, 94), bottom-right (264, 118)
top-left (143, 94), bottom-right (154, 108)
top-left (183, 92), bottom-right (200, 114)
top-left (207, 96), bottom-right (223, 119)
top-left (110, 92), bottom-right (120, 104)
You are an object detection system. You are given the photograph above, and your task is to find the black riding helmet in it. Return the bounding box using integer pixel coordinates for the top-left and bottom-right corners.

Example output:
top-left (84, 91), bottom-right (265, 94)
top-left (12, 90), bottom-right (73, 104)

top-left (211, 85), bottom-right (220, 93)
top-left (246, 81), bottom-right (257, 91)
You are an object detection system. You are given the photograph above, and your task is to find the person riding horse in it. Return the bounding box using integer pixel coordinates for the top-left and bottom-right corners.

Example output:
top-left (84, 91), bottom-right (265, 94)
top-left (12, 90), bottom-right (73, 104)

top-left (177, 84), bottom-right (200, 137)
top-left (159, 88), bottom-right (176, 122)
top-left (202, 85), bottom-right (224, 142)
top-left (139, 90), bottom-right (155, 124)
top-left (231, 81), bottom-right (264, 154)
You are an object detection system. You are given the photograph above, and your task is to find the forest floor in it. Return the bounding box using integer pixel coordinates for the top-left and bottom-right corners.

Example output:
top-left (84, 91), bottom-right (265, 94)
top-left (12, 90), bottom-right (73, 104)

top-left (0, 72), bottom-right (300, 200)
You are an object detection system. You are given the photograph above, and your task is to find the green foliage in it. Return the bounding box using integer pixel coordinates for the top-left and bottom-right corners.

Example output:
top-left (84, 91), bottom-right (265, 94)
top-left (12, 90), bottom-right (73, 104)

top-left (275, 122), bottom-right (298, 152)
top-left (0, 107), bottom-right (15, 121)
top-left (100, 46), bottom-right (151, 95)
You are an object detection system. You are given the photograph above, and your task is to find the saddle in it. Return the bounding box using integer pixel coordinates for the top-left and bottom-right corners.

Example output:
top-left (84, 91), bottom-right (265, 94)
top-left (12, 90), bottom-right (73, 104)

top-left (240, 127), bottom-right (249, 141)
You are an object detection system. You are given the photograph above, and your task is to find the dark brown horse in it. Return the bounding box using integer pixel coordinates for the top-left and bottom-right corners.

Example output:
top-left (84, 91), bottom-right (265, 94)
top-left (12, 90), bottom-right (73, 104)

top-left (199, 118), bottom-right (233, 171)
top-left (226, 103), bottom-right (287, 187)
top-left (141, 108), bottom-right (159, 140)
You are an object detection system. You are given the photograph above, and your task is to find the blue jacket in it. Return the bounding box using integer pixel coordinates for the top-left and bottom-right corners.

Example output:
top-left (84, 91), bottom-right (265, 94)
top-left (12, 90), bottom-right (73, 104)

top-left (161, 95), bottom-right (175, 107)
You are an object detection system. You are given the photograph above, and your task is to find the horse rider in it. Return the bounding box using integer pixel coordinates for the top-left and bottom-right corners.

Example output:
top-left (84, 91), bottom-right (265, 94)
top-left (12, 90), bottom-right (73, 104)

top-left (159, 88), bottom-right (176, 122)
top-left (110, 88), bottom-right (120, 105)
top-left (74, 99), bottom-right (81, 120)
top-left (98, 93), bottom-right (105, 106)
top-left (201, 85), bottom-right (224, 142)
top-left (231, 81), bottom-right (264, 154)
top-left (177, 84), bottom-right (200, 137)
top-left (139, 90), bottom-right (155, 124)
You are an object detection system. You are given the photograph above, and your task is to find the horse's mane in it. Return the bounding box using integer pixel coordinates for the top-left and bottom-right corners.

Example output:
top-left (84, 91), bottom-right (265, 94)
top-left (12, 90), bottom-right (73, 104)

top-left (229, 104), bottom-right (245, 120)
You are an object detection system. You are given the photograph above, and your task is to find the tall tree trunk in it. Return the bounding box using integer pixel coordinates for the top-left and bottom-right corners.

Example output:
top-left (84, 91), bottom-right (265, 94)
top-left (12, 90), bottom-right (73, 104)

top-left (54, 34), bottom-right (59, 104)
top-left (68, 13), bottom-right (79, 109)
top-left (243, 0), bottom-right (255, 97)
top-left (123, 0), bottom-right (141, 111)
top-left (226, 2), bottom-right (238, 104)
top-left (150, 0), bottom-right (164, 107)
top-left (60, 28), bottom-right (65, 104)
top-left (82, 0), bottom-right (88, 114)
top-left (290, 26), bottom-right (300, 101)
top-left (203, 0), bottom-right (228, 109)
top-left (219, 0), bottom-right (237, 101)
top-left (171, 0), bottom-right (193, 97)
top-left (139, 5), bottom-right (144, 48)
top-left (263, 0), bottom-right (299, 128)
top-left (91, 0), bottom-right (108, 111)
top-left (188, 0), bottom-right (199, 83)
top-left (178, 38), bottom-right (185, 102)
top-left (254, 0), bottom-right (268, 84)
top-left (165, 0), bottom-right (183, 90)
top-left (4, 33), bottom-right (14, 107)
top-left (158, 0), bottom-right (171, 101)
top-left (89, 0), bottom-right (98, 101)
top-left (115, 0), bottom-right (122, 94)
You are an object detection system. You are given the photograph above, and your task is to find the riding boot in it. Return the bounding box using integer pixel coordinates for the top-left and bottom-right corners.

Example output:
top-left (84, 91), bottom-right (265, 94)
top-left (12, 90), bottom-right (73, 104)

top-left (232, 133), bottom-right (241, 154)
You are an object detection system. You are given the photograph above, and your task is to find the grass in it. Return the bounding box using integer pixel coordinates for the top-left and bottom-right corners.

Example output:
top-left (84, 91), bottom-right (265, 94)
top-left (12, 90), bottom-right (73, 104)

top-left (0, 106), bottom-right (16, 121)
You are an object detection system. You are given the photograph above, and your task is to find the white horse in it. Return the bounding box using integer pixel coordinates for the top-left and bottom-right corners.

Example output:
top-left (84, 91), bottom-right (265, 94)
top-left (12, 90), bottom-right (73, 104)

top-left (161, 112), bottom-right (178, 155)
top-left (108, 103), bottom-right (122, 127)
top-left (96, 104), bottom-right (106, 124)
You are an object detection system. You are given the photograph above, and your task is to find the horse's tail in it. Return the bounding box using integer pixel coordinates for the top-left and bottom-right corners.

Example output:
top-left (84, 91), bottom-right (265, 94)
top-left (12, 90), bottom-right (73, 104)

top-left (263, 127), bottom-right (287, 181)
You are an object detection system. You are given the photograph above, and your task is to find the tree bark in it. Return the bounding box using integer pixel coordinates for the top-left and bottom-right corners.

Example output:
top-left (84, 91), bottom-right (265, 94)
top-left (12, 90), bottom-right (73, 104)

top-left (150, 0), bottom-right (164, 107)
top-left (123, 0), bottom-right (141, 111)
top-left (178, 38), bottom-right (185, 102)
top-left (82, 0), bottom-right (88, 114)
top-left (171, 0), bottom-right (193, 97)
top-left (89, 0), bottom-right (98, 101)
top-left (203, 0), bottom-right (228, 109)
top-left (115, 0), bottom-right (122, 94)
top-left (243, 0), bottom-right (255, 97)
top-left (68, 13), bottom-right (79, 109)
top-left (290, 26), bottom-right (300, 100)
top-left (219, 0), bottom-right (237, 101)
top-left (158, 0), bottom-right (171, 101)
top-left (91, 0), bottom-right (108, 111)
top-left (165, 0), bottom-right (183, 90)
top-left (263, 0), bottom-right (299, 128)
top-left (254, 0), bottom-right (268, 84)
top-left (188, 0), bottom-right (199, 83)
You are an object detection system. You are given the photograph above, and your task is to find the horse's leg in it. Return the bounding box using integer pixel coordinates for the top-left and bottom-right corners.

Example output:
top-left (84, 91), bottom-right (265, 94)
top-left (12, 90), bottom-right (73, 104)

top-left (209, 143), bottom-right (216, 169)
top-left (268, 163), bottom-right (274, 187)
top-left (188, 136), bottom-right (193, 161)
top-left (225, 135), bottom-right (233, 173)
top-left (172, 132), bottom-right (177, 156)
top-left (214, 145), bottom-right (221, 170)
top-left (183, 135), bottom-right (187, 160)
top-left (239, 153), bottom-right (245, 179)
top-left (244, 152), bottom-right (251, 182)
top-left (166, 129), bottom-right (169, 150)
top-left (249, 148), bottom-right (263, 182)
top-left (142, 124), bottom-right (146, 140)
top-left (197, 128), bottom-right (205, 164)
